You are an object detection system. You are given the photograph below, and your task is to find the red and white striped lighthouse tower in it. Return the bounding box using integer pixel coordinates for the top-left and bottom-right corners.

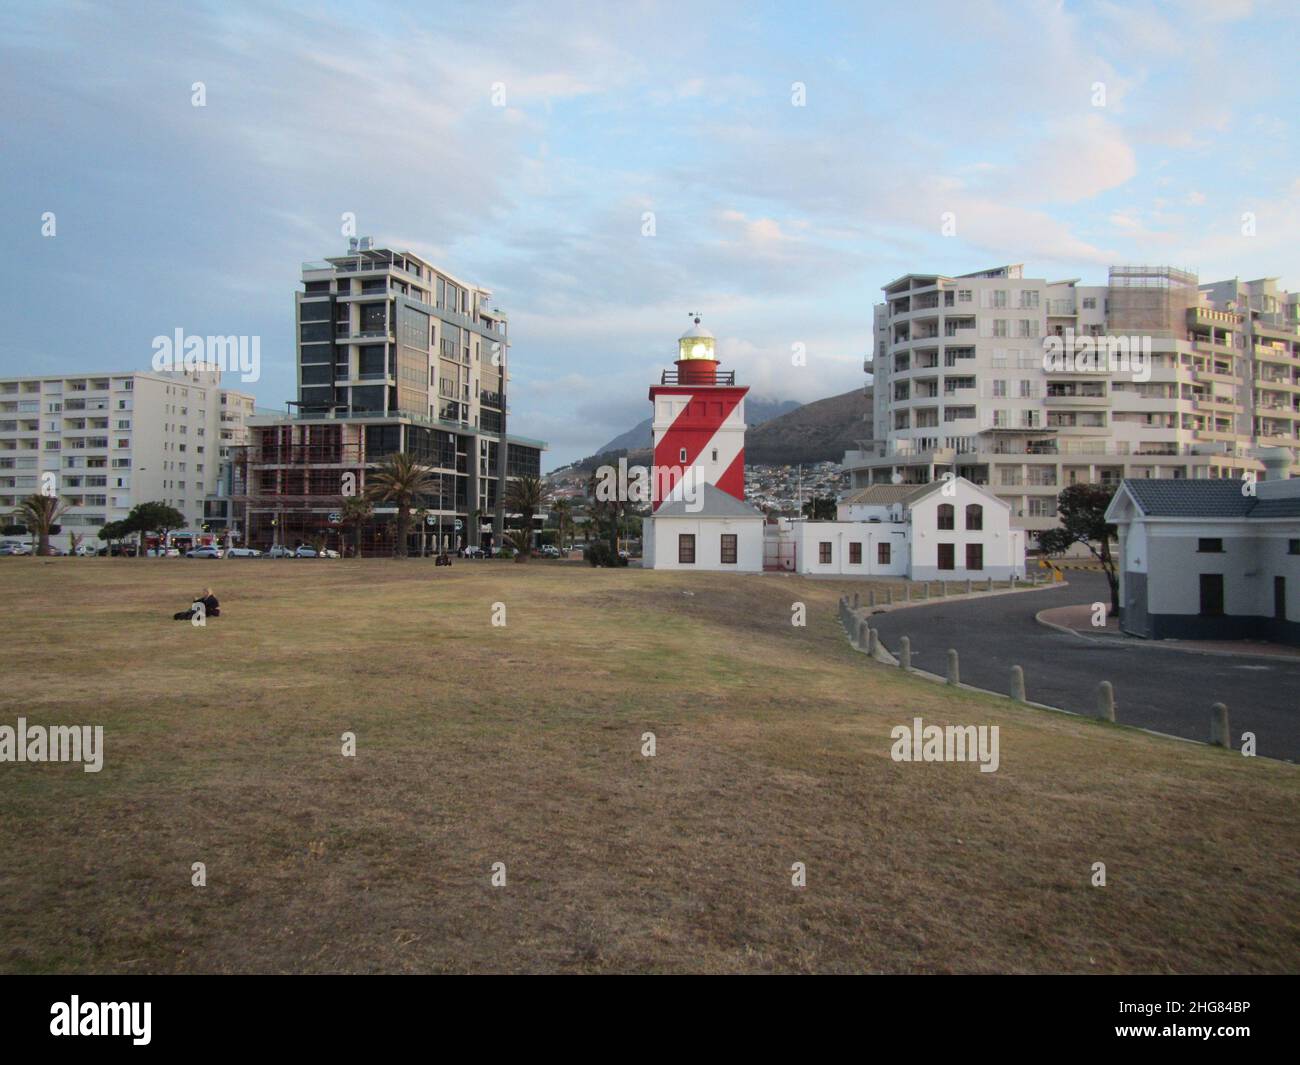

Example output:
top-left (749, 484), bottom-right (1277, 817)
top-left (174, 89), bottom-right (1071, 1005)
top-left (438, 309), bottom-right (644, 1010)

top-left (648, 315), bottom-right (749, 509)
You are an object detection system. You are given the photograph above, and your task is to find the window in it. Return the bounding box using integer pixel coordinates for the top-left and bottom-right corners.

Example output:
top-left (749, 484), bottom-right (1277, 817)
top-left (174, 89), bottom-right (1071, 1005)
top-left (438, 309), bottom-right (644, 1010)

top-left (678, 534), bottom-right (695, 564)
top-left (819, 542), bottom-right (832, 564)
top-left (878, 542), bottom-right (891, 565)
top-left (849, 542), bottom-right (862, 564)
top-left (679, 447), bottom-right (687, 463)
top-left (1083, 297), bottom-right (1097, 310)
top-left (937, 503), bottom-right (954, 530)
top-left (1197, 538), bottom-right (1224, 553)
top-left (958, 289), bottom-right (972, 303)
top-left (720, 534), bottom-right (737, 565)
top-left (992, 379), bottom-right (1007, 397)
top-left (966, 543), bottom-right (983, 571)
top-left (1199, 573), bottom-right (1224, 616)
top-left (937, 543), bottom-right (955, 570)
top-left (965, 504), bottom-right (983, 531)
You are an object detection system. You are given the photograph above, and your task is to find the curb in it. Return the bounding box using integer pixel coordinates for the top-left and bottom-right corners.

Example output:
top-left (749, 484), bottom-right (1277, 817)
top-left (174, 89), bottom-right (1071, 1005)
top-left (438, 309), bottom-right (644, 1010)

top-left (1032, 607), bottom-right (1300, 663)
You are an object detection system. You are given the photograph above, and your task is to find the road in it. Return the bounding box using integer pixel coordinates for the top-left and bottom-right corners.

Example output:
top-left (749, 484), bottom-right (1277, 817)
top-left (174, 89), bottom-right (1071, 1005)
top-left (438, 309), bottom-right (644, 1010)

top-left (866, 571), bottom-right (1300, 761)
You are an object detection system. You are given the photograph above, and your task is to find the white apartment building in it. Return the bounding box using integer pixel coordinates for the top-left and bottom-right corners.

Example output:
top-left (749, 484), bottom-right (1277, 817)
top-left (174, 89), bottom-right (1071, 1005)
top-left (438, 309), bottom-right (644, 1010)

top-left (844, 265), bottom-right (1300, 539)
top-left (0, 366), bottom-right (255, 545)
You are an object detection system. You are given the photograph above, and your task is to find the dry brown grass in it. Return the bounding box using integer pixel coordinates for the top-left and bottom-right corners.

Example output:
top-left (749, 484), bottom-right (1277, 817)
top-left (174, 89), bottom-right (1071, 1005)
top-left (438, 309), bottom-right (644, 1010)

top-left (0, 556), bottom-right (1296, 974)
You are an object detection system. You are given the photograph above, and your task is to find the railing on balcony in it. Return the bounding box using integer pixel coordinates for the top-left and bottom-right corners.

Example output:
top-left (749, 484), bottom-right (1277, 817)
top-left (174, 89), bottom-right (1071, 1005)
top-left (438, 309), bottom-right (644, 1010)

top-left (659, 369), bottom-right (735, 385)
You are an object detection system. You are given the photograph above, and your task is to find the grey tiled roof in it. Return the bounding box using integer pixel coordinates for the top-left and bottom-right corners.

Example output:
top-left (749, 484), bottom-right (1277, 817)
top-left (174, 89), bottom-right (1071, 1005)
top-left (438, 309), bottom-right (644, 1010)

top-left (1121, 478), bottom-right (1300, 519)
top-left (653, 482), bottom-right (765, 519)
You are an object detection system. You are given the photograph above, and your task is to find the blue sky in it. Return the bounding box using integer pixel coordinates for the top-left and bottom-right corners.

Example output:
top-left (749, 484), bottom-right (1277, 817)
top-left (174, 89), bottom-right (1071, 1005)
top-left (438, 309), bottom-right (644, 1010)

top-left (2, 0), bottom-right (1297, 467)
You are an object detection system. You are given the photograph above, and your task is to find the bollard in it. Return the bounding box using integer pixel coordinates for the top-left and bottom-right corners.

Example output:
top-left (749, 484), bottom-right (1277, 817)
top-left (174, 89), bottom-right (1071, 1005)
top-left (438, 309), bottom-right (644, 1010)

top-left (868, 627), bottom-right (879, 655)
top-left (853, 592), bottom-right (860, 610)
top-left (922, 582), bottom-right (930, 600)
top-left (899, 636), bottom-right (911, 672)
top-left (1210, 703), bottom-right (1230, 748)
top-left (1010, 665), bottom-right (1025, 702)
top-left (856, 617), bottom-right (869, 650)
top-left (886, 587), bottom-right (893, 605)
top-left (966, 578), bottom-right (972, 595)
top-left (946, 648), bottom-right (959, 685)
top-left (940, 580), bottom-right (948, 597)
top-left (868, 589), bottom-right (876, 608)
top-left (987, 576), bottom-right (994, 592)
top-left (1095, 681), bottom-right (1115, 722)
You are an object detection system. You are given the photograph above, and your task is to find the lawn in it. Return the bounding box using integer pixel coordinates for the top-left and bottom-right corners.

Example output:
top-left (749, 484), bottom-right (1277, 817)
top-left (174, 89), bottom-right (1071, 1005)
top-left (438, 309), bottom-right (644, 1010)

top-left (0, 557), bottom-right (1296, 974)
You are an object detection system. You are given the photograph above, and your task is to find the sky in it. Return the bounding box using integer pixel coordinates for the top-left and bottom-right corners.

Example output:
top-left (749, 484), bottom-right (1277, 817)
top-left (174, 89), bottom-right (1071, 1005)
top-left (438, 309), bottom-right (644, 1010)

top-left (1, 0), bottom-right (1297, 468)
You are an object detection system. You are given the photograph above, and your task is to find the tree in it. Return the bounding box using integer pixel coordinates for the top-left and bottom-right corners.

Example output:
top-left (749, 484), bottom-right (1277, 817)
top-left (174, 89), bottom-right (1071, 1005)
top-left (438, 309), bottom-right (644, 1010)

top-left (1037, 483), bottom-right (1120, 613)
top-left (365, 452), bottom-right (439, 558)
top-left (801, 496), bottom-right (837, 521)
top-left (506, 527), bottom-right (532, 562)
top-left (13, 493), bottom-right (69, 556)
top-left (586, 470), bottom-right (623, 556)
top-left (125, 502), bottom-right (186, 558)
top-left (550, 497), bottom-right (572, 552)
top-left (98, 519), bottom-right (129, 556)
top-left (505, 474), bottom-right (544, 552)
top-left (340, 495), bottom-right (372, 558)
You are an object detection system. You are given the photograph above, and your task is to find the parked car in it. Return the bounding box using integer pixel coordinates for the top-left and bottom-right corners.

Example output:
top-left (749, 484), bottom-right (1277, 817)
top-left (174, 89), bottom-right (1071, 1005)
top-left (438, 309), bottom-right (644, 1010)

top-left (225, 547), bottom-right (262, 559)
top-left (72, 544), bottom-right (95, 557)
top-left (146, 547), bottom-right (180, 557)
top-left (293, 545), bottom-right (318, 558)
top-left (267, 545), bottom-right (295, 559)
top-left (0, 541), bottom-right (31, 556)
top-left (318, 548), bottom-right (340, 559)
top-left (185, 546), bottom-right (223, 559)
top-left (98, 544), bottom-right (138, 557)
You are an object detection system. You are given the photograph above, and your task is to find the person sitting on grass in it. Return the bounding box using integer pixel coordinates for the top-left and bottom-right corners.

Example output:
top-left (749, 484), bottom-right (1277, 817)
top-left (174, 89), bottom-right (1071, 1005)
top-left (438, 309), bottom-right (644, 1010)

top-left (173, 587), bottom-right (220, 621)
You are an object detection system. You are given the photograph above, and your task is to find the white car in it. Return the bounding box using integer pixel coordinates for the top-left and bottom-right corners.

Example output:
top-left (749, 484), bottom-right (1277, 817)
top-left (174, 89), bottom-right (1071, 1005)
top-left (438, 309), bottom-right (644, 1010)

top-left (0, 541), bottom-right (31, 556)
top-left (185, 546), bottom-right (223, 559)
top-left (146, 547), bottom-right (180, 557)
top-left (318, 548), bottom-right (340, 559)
top-left (225, 547), bottom-right (262, 559)
top-left (294, 545), bottom-right (319, 558)
top-left (267, 545), bottom-right (295, 559)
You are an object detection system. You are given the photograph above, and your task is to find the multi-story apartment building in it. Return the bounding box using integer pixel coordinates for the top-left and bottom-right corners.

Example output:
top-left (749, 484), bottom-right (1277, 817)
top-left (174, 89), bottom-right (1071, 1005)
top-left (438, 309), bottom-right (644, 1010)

top-left (844, 264), bottom-right (1300, 537)
top-left (233, 242), bottom-right (545, 553)
top-left (0, 366), bottom-right (256, 545)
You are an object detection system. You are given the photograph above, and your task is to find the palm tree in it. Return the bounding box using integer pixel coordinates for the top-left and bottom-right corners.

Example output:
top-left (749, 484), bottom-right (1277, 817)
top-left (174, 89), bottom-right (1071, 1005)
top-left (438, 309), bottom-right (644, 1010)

top-left (14, 493), bottom-right (69, 556)
top-left (365, 453), bottom-right (439, 558)
top-left (505, 474), bottom-right (544, 553)
top-left (340, 495), bottom-right (372, 558)
top-left (550, 497), bottom-right (572, 552)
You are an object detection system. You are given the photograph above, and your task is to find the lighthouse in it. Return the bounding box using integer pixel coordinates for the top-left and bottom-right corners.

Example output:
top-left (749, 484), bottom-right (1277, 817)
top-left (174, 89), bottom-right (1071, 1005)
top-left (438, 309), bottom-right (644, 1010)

top-left (648, 315), bottom-right (750, 507)
top-left (642, 316), bottom-right (765, 571)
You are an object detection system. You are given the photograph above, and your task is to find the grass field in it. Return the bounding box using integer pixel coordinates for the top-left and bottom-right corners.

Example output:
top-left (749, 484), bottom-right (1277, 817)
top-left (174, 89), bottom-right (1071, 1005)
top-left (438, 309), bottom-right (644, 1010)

top-left (0, 557), bottom-right (1296, 974)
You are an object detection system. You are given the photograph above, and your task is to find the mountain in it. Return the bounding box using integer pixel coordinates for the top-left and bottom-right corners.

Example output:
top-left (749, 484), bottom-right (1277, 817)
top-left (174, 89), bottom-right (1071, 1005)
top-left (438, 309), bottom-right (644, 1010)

top-left (744, 387), bottom-right (873, 466)
top-left (594, 396), bottom-right (800, 455)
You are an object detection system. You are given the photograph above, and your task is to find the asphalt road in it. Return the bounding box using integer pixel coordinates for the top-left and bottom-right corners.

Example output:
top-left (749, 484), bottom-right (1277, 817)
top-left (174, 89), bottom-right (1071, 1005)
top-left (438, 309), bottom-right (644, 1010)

top-left (867, 571), bottom-right (1300, 762)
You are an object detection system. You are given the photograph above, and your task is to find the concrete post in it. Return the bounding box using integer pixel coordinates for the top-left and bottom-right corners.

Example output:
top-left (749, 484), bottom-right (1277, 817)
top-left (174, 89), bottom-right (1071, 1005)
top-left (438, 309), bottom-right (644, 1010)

top-left (885, 587), bottom-right (893, 606)
top-left (966, 579), bottom-right (972, 595)
top-left (899, 636), bottom-right (911, 672)
top-left (940, 580), bottom-right (947, 597)
top-left (856, 618), bottom-right (868, 650)
top-left (1010, 665), bottom-right (1025, 702)
top-left (868, 627), bottom-right (879, 655)
top-left (1095, 681), bottom-right (1115, 722)
top-left (946, 649), bottom-right (959, 685)
top-left (853, 592), bottom-right (860, 610)
top-left (922, 582), bottom-right (930, 600)
top-left (1210, 703), bottom-right (1230, 748)
top-left (868, 589), bottom-right (876, 608)
top-left (987, 576), bottom-right (994, 592)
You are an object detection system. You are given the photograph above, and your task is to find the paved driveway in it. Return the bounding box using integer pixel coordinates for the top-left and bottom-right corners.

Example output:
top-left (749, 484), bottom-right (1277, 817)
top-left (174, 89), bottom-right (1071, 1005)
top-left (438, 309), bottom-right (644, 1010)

top-left (866, 571), bottom-right (1300, 762)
